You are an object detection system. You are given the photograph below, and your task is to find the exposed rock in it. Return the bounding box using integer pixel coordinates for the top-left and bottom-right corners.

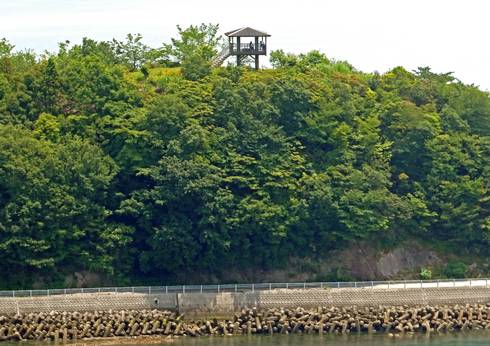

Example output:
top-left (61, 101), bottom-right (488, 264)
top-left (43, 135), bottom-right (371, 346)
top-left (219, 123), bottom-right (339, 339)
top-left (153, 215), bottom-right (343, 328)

top-left (164, 241), bottom-right (444, 283)
top-left (63, 271), bottom-right (110, 288)
top-left (376, 243), bottom-right (441, 278)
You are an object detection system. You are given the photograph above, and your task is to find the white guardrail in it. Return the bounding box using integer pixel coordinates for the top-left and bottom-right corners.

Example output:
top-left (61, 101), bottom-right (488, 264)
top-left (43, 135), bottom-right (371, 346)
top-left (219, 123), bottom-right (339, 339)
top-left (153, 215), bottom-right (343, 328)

top-left (1, 278), bottom-right (489, 298)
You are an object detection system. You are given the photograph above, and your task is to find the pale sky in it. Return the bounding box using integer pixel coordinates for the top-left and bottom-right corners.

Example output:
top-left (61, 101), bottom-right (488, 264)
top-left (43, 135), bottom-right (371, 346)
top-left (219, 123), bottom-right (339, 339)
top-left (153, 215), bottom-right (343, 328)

top-left (1, 0), bottom-right (489, 90)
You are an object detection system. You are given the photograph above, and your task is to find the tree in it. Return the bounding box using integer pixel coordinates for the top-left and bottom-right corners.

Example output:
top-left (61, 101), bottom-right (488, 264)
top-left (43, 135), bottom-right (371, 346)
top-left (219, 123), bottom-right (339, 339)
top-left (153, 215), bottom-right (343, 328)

top-left (0, 125), bottom-right (123, 287)
top-left (2, 31), bottom-right (490, 287)
top-left (0, 38), bottom-right (14, 58)
top-left (380, 100), bottom-right (440, 182)
top-left (423, 134), bottom-right (490, 247)
top-left (165, 24), bottom-right (220, 80)
top-left (38, 57), bottom-right (60, 113)
top-left (270, 50), bottom-right (299, 68)
top-left (111, 33), bottom-right (150, 70)
top-left (77, 38), bottom-right (118, 64)
top-left (448, 85), bottom-right (490, 136)
top-left (54, 44), bottom-right (140, 116)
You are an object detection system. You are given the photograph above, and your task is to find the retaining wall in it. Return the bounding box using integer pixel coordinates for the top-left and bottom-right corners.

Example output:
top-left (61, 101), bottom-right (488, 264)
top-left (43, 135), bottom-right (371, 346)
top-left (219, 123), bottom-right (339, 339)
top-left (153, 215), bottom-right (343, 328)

top-left (255, 286), bottom-right (490, 309)
top-left (1, 286), bottom-right (490, 315)
top-left (0, 293), bottom-right (176, 315)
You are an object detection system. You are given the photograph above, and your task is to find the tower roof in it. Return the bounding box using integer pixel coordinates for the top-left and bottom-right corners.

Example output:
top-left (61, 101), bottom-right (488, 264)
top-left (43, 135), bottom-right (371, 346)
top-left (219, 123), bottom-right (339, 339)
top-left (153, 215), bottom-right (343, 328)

top-left (224, 27), bottom-right (270, 37)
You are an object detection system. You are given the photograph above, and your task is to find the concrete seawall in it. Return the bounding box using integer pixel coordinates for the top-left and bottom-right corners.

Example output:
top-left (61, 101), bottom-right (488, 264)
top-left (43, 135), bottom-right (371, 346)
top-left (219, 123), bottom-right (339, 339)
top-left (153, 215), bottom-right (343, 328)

top-left (0, 293), bottom-right (177, 315)
top-left (1, 286), bottom-right (490, 315)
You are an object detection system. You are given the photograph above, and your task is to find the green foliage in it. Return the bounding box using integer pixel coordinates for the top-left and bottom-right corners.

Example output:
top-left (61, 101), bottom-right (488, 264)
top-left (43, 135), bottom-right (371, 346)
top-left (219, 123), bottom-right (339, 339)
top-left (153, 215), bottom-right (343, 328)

top-left (111, 33), bottom-right (151, 70)
top-left (270, 50), bottom-right (299, 68)
top-left (420, 267), bottom-right (432, 280)
top-left (0, 125), bottom-right (122, 287)
top-left (315, 268), bottom-right (355, 282)
top-left (0, 38), bottom-right (14, 57)
top-left (1, 28), bottom-right (490, 287)
top-left (443, 260), bottom-right (468, 278)
top-left (38, 58), bottom-right (61, 113)
top-left (270, 50), bottom-right (331, 71)
top-left (165, 24), bottom-right (220, 80)
top-left (423, 134), bottom-right (490, 245)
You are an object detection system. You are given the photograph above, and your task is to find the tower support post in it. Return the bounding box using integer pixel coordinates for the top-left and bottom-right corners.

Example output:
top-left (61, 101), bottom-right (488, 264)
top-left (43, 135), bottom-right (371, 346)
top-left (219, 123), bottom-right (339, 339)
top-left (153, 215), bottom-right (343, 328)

top-left (254, 36), bottom-right (259, 69)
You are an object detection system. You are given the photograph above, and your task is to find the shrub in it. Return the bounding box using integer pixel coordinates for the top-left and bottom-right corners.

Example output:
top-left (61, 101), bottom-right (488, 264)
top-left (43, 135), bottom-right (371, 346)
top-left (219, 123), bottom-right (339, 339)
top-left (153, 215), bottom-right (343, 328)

top-left (420, 267), bottom-right (432, 280)
top-left (443, 261), bottom-right (467, 278)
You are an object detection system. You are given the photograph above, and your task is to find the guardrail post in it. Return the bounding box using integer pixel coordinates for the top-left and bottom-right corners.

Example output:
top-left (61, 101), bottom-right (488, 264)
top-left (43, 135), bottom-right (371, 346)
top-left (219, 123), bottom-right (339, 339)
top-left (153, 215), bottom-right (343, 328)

top-left (404, 280), bottom-right (406, 289)
top-left (371, 281), bottom-right (373, 289)
top-left (269, 283), bottom-right (272, 291)
top-left (388, 281), bottom-right (390, 289)
top-left (183, 285), bottom-right (185, 294)
top-left (47, 289), bottom-right (50, 297)
top-left (81, 288), bottom-right (84, 293)
top-left (12, 291), bottom-right (15, 298)
top-left (64, 289), bottom-right (66, 295)
top-left (286, 283), bottom-right (289, 289)
top-left (337, 282), bottom-right (340, 288)
top-left (420, 280), bottom-right (422, 288)
top-left (165, 286), bottom-right (168, 294)
top-left (200, 285), bottom-right (203, 293)
top-left (437, 280), bottom-right (439, 288)
top-left (235, 284), bottom-right (237, 293)
top-left (486, 279), bottom-right (488, 288)
top-left (29, 290), bottom-right (32, 297)
top-left (252, 284), bottom-right (255, 292)
top-left (149, 286), bottom-right (152, 295)
top-left (320, 282), bottom-right (323, 289)
top-left (453, 279), bottom-right (455, 287)
top-left (354, 282), bottom-right (357, 288)
top-left (132, 287), bottom-right (135, 293)
top-left (470, 279), bottom-right (472, 287)
top-left (218, 285), bottom-right (220, 293)
top-left (303, 282), bottom-right (306, 289)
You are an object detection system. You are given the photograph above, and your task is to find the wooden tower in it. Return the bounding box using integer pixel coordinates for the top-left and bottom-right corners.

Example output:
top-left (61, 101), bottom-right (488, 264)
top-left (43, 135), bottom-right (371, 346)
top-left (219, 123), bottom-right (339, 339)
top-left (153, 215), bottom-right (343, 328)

top-left (216, 27), bottom-right (270, 69)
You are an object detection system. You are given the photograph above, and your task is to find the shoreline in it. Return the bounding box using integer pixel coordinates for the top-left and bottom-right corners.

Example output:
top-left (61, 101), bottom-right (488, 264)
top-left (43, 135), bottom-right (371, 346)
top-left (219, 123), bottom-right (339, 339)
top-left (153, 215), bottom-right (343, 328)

top-left (37, 329), bottom-right (490, 346)
top-left (1, 305), bottom-right (489, 343)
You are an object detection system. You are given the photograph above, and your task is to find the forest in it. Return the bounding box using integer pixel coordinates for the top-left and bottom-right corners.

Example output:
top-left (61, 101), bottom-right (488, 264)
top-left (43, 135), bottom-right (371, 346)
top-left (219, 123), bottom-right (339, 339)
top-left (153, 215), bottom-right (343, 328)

top-left (1, 24), bottom-right (490, 289)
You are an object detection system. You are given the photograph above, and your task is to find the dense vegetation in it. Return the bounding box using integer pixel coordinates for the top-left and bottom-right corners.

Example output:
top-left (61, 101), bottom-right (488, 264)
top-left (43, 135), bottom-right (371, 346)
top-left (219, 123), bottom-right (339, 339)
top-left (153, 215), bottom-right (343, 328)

top-left (1, 24), bottom-right (490, 289)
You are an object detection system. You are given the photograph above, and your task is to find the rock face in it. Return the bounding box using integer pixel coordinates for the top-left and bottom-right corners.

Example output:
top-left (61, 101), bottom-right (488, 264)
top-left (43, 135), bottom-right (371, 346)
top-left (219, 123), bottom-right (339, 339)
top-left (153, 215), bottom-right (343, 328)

top-left (62, 271), bottom-right (108, 289)
top-left (376, 244), bottom-right (441, 278)
top-left (323, 241), bottom-right (441, 280)
top-left (51, 242), bottom-right (442, 287)
top-left (179, 241), bottom-right (443, 283)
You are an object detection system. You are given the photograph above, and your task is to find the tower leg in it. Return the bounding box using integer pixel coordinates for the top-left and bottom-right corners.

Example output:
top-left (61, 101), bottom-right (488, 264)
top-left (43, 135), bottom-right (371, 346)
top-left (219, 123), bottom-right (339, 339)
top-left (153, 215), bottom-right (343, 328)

top-left (255, 55), bottom-right (259, 70)
top-left (237, 55), bottom-right (241, 66)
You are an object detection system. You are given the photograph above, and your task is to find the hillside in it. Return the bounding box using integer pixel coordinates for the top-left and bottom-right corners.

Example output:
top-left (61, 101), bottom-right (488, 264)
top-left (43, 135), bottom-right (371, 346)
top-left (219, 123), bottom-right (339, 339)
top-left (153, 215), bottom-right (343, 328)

top-left (1, 27), bottom-right (490, 289)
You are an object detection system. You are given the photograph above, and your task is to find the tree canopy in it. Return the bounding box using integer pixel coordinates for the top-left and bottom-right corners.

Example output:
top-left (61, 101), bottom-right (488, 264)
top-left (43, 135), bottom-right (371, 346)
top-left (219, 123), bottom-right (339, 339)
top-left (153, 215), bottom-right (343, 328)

top-left (1, 24), bottom-right (490, 288)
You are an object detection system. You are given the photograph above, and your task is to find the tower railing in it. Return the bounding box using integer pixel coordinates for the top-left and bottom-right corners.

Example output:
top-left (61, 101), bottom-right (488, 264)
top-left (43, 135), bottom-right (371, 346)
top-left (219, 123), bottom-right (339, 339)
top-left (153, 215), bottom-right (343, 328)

top-left (230, 43), bottom-right (266, 54)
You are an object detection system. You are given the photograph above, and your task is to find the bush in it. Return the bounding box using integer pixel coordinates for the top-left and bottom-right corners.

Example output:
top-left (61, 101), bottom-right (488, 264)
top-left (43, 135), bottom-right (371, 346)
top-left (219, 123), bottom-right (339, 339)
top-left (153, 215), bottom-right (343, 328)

top-left (420, 267), bottom-right (432, 280)
top-left (443, 261), bottom-right (467, 278)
